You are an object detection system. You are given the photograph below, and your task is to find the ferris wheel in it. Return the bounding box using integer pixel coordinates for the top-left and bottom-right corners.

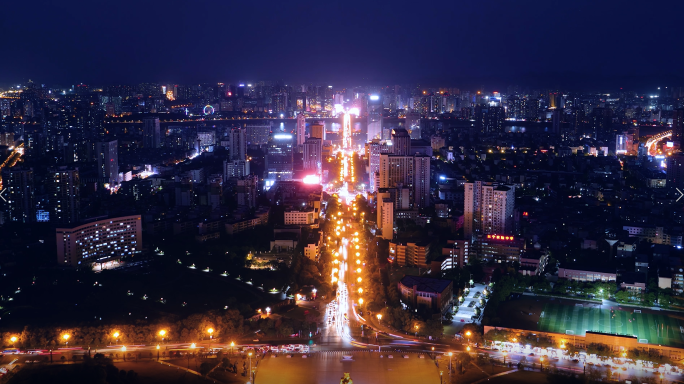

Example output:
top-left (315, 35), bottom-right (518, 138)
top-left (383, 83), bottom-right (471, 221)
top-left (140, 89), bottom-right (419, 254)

top-left (203, 105), bottom-right (215, 115)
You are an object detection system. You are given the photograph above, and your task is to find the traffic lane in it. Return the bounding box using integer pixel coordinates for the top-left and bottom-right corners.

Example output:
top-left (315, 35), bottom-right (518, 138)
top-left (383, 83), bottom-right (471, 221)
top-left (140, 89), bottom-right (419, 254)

top-left (480, 349), bottom-right (679, 380)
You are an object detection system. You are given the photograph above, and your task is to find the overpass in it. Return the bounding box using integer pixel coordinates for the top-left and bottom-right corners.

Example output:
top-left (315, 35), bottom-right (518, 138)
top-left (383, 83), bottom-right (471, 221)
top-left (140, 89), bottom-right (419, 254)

top-left (645, 129), bottom-right (672, 156)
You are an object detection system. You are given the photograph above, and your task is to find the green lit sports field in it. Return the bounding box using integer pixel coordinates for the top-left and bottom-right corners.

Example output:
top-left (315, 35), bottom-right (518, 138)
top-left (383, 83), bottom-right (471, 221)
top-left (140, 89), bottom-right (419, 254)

top-left (538, 303), bottom-right (684, 348)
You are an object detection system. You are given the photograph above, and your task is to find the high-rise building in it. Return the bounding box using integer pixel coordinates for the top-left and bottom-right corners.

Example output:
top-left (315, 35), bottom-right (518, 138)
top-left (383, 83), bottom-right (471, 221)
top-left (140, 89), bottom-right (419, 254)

top-left (615, 134), bottom-right (628, 154)
top-left (49, 166), bottom-right (80, 225)
top-left (245, 123), bottom-right (272, 145)
top-left (303, 137), bottom-right (322, 172)
top-left (474, 105), bottom-right (505, 133)
top-left (523, 98), bottom-right (539, 121)
top-left (237, 175), bottom-right (258, 208)
top-left (667, 153), bottom-right (684, 189)
top-left (391, 128), bottom-right (411, 155)
top-left (229, 128), bottom-right (246, 160)
top-left (413, 155), bottom-right (431, 208)
top-left (367, 95), bottom-right (383, 141)
top-left (1, 167), bottom-right (34, 223)
top-left (379, 154), bottom-right (414, 191)
top-left (296, 113), bottom-right (306, 146)
top-left (673, 108), bottom-right (684, 143)
top-left (378, 152), bottom-right (431, 209)
top-left (376, 190), bottom-right (394, 240)
top-left (464, 181), bottom-right (515, 241)
top-left (590, 107), bottom-right (613, 139)
top-left (223, 159), bottom-right (250, 181)
top-left (143, 117), bottom-right (161, 148)
top-left (366, 140), bottom-right (391, 192)
top-left (266, 133), bottom-right (294, 180)
top-left (96, 140), bottom-right (118, 185)
top-left (310, 121), bottom-right (325, 140)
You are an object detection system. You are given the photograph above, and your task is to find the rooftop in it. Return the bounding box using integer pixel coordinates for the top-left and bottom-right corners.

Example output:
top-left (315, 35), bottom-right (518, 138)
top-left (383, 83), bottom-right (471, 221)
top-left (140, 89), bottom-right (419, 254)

top-left (399, 275), bottom-right (452, 294)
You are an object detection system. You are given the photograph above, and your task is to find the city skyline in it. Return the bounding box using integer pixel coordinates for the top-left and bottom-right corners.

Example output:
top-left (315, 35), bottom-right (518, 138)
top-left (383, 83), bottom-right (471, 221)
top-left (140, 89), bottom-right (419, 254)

top-left (2, 2), bottom-right (684, 383)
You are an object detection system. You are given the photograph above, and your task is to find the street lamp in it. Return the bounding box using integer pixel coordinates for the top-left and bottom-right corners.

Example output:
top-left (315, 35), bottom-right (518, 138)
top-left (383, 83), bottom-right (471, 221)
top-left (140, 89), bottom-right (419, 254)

top-left (122, 346), bottom-right (126, 361)
top-left (414, 324), bottom-right (419, 337)
top-left (540, 357), bottom-right (544, 371)
top-left (466, 331), bottom-right (471, 344)
top-left (113, 331), bottom-right (120, 345)
top-left (358, 288), bottom-right (363, 294)
top-left (448, 352), bottom-right (453, 373)
top-left (207, 328), bottom-right (214, 339)
top-left (503, 351), bottom-right (507, 365)
top-left (248, 351), bottom-right (253, 383)
top-left (156, 344), bottom-right (160, 360)
top-left (10, 336), bottom-right (17, 347)
top-left (358, 298), bottom-right (363, 305)
top-left (231, 341), bottom-right (235, 355)
top-left (159, 330), bottom-right (166, 343)
top-left (62, 334), bottom-right (70, 346)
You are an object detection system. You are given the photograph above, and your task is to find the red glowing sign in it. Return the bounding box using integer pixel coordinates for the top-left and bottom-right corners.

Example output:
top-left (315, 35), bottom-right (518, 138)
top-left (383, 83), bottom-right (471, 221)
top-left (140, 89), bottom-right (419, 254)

top-left (487, 234), bottom-right (514, 241)
top-left (523, 212), bottom-right (529, 217)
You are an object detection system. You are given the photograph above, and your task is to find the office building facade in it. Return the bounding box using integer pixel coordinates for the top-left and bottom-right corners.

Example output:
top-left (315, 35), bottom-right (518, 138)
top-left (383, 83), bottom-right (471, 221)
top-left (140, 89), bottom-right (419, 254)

top-left (56, 215), bottom-right (142, 267)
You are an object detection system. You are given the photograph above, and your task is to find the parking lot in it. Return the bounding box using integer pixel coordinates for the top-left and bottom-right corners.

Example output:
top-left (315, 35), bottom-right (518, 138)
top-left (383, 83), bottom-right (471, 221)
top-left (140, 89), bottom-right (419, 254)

top-left (453, 283), bottom-right (488, 324)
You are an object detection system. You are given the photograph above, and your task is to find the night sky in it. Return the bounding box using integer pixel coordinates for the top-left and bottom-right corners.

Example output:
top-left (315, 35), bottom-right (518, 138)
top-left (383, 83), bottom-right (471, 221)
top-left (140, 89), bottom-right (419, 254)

top-left (2, 0), bottom-right (683, 88)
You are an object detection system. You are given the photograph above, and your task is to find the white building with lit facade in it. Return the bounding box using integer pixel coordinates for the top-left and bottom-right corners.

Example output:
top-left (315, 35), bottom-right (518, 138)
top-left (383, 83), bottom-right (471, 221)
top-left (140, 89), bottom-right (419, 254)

top-left (56, 215), bottom-right (143, 267)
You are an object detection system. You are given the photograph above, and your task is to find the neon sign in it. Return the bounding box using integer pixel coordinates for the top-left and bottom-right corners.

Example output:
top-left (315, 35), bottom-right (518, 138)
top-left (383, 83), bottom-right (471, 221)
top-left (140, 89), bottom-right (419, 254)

top-left (487, 234), bottom-right (514, 241)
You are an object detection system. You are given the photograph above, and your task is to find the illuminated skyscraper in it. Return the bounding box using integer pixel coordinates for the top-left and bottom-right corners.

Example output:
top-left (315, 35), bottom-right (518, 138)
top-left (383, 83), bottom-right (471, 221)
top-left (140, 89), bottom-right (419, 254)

top-left (143, 117), bottom-right (161, 148)
top-left (96, 140), bottom-right (118, 185)
top-left (366, 140), bottom-right (391, 192)
top-left (49, 166), bottom-right (80, 225)
top-left (464, 181), bottom-right (515, 241)
top-left (413, 155), bottom-right (430, 208)
top-left (266, 133), bottom-right (294, 180)
top-left (391, 128), bottom-right (411, 155)
top-left (223, 160), bottom-right (250, 181)
top-left (229, 128), bottom-right (246, 160)
top-left (1, 167), bottom-right (34, 223)
top-left (296, 113), bottom-right (306, 146)
top-left (367, 94), bottom-right (383, 141)
top-left (303, 138), bottom-right (322, 172)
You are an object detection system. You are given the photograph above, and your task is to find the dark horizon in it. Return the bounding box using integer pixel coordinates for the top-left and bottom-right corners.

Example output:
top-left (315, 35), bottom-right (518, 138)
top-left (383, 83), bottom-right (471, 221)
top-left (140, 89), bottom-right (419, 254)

top-left (2, 0), bottom-right (683, 91)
